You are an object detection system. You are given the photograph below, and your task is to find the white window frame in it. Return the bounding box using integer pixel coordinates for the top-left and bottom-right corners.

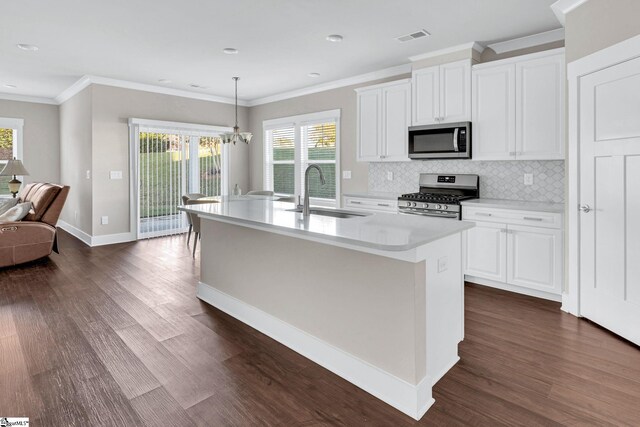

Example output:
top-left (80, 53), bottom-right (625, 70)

top-left (128, 118), bottom-right (231, 239)
top-left (263, 109), bottom-right (341, 207)
top-left (0, 117), bottom-right (24, 197)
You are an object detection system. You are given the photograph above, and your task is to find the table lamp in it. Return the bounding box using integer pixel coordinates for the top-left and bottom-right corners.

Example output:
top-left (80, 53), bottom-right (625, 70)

top-left (0, 158), bottom-right (30, 198)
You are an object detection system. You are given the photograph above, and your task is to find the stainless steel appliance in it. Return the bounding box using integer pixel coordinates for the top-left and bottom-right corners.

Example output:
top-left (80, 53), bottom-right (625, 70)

top-left (408, 122), bottom-right (471, 159)
top-left (398, 173), bottom-right (479, 219)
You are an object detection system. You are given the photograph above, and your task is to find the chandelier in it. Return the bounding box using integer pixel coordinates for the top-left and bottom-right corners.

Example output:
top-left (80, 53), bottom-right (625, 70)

top-left (221, 77), bottom-right (252, 144)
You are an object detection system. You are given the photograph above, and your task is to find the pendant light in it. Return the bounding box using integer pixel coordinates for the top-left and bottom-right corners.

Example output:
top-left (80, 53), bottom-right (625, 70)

top-left (221, 77), bottom-right (252, 145)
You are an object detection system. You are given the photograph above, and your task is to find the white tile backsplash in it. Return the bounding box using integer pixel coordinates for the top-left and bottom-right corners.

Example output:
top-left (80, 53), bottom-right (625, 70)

top-left (369, 160), bottom-right (565, 203)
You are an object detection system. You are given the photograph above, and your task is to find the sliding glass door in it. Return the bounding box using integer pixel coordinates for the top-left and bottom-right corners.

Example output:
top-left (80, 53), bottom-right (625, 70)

top-left (129, 120), bottom-right (229, 239)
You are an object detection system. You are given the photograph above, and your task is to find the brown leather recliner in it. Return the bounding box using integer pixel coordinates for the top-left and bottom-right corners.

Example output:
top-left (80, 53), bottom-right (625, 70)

top-left (0, 183), bottom-right (70, 268)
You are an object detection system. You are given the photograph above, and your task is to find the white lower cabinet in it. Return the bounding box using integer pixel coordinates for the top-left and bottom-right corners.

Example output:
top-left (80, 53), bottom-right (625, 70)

top-left (343, 196), bottom-right (398, 213)
top-left (463, 221), bottom-right (507, 283)
top-left (463, 206), bottom-right (563, 301)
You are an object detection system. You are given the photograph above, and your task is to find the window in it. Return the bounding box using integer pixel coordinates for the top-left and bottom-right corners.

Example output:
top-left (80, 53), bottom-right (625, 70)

top-left (0, 118), bottom-right (24, 196)
top-left (264, 110), bottom-right (340, 206)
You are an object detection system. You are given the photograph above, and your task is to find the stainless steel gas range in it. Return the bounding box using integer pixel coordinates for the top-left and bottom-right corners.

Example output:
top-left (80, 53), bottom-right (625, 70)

top-left (398, 173), bottom-right (480, 220)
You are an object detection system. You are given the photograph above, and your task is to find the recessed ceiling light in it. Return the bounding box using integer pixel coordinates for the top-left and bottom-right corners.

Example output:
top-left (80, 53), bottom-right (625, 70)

top-left (158, 79), bottom-right (171, 84)
top-left (3, 84), bottom-right (17, 89)
top-left (308, 73), bottom-right (320, 78)
top-left (326, 34), bottom-right (343, 43)
top-left (223, 48), bottom-right (238, 55)
top-left (17, 43), bottom-right (39, 51)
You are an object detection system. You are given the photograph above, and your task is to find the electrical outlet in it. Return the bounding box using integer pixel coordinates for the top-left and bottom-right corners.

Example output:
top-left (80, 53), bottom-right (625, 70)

top-left (524, 173), bottom-right (534, 186)
top-left (438, 256), bottom-right (448, 273)
top-left (101, 216), bottom-right (109, 225)
top-left (342, 170), bottom-right (352, 179)
top-left (386, 171), bottom-right (394, 181)
top-left (110, 170), bottom-right (123, 180)
top-left (86, 170), bottom-right (91, 180)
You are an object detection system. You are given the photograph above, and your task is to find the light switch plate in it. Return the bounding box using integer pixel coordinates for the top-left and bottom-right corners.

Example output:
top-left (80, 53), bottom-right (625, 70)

top-left (386, 171), bottom-right (393, 181)
top-left (342, 171), bottom-right (352, 179)
top-left (101, 216), bottom-right (109, 225)
top-left (524, 173), bottom-right (534, 186)
top-left (86, 170), bottom-right (91, 180)
top-left (110, 170), bottom-right (123, 180)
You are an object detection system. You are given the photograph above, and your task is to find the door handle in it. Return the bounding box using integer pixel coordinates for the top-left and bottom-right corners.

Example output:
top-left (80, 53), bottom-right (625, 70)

top-left (579, 204), bottom-right (592, 213)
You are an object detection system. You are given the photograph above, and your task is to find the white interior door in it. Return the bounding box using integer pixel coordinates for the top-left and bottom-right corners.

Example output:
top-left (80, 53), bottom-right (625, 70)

top-left (579, 56), bottom-right (640, 345)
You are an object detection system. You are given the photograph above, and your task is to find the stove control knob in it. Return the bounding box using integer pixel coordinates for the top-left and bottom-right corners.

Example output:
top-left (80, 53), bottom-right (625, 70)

top-left (423, 204), bottom-right (429, 209)
top-left (442, 205), bottom-right (448, 210)
top-left (412, 202), bottom-right (417, 207)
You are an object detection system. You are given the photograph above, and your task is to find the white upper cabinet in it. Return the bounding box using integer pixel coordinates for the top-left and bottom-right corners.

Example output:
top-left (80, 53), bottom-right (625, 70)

top-left (412, 60), bottom-right (471, 125)
top-left (515, 54), bottom-right (565, 160)
top-left (472, 49), bottom-right (565, 161)
top-left (356, 89), bottom-right (382, 161)
top-left (472, 64), bottom-right (516, 160)
top-left (356, 79), bottom-right (411, 162)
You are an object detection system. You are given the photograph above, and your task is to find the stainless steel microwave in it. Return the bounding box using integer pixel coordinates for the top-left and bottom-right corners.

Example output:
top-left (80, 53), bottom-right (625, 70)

top-left (408, 122), bottom-right (471, 159)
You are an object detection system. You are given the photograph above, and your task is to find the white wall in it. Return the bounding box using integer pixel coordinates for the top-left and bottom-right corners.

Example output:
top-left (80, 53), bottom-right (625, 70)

top-left (565, 0), bottom-right (640, 63)
top-left (59, 86), bottom-right (93, 234)
top-left (90, 85), bottom-right (250, 237)
top-left (248, 75), bottom-right (410, 198)
top-left (0, 99), bottom-right (60, 185)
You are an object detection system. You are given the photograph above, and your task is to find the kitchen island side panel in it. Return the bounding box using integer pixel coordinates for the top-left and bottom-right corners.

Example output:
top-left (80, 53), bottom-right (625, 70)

top-left (200, 218), bottom-right (424, 384)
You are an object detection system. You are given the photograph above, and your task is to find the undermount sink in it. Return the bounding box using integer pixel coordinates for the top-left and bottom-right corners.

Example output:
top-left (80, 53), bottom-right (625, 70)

top-left (286, 207), bottom-right (370, 219)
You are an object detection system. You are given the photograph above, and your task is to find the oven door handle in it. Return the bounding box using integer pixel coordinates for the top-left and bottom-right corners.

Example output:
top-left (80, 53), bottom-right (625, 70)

top-left (398, 209), bottom-right (459, 219)
top-left (453, 128), bottom-right (459, 152)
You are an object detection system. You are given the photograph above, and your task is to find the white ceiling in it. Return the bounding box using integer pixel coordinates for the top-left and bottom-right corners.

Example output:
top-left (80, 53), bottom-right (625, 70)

top-left (1, 0), bottom-right (561, 103)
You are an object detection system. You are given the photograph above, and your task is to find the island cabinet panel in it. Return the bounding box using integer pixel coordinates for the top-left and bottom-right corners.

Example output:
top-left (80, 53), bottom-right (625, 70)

top-left (356, 79), bottom-right (411, 162)
top-left (194, 213), bottom-right (468, 421)
top-left (462, 206), bottom-right (564, 301)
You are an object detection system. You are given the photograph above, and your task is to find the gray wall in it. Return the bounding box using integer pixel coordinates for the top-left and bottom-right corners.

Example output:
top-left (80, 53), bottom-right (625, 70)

top-left (0, 99), bottom-right (60, 185)
top-left (90, 85), bottom-right (250, 236)
top-left (565, 0), bottom-right (640, 63)
top-left (59, 86), bottom-right (93, 234)
top-left (248, 75), bottom-right (410, 198)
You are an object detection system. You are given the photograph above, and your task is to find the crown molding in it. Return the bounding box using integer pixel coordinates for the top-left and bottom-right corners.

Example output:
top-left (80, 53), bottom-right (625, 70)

top-left (54, 75), bottom-right (92, 104)
top-left (487, 28), bottom-right (565, 54)
top-left (551, 0), bottom-right (590, 26)
top-left (246, 63), bottom-right (412, 107)
top-left (408, 42), bottom-right (485, 62)
top-left (0, 92), bottom-right (58, 105)
top-left (55, 75), bottom-right (248, 106)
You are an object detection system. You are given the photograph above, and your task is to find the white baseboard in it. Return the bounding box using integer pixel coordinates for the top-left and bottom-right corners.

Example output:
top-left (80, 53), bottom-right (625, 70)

top-left (465, 275), bottom-right (562, 302)
top-left (197, 281), bottom-right (433, 420)
top-left (57, 220), bottom-right (136, 247)
top-left (57, 220), bottom-right (92, 246)
top-left (91, 232), bottom-right (136, 247)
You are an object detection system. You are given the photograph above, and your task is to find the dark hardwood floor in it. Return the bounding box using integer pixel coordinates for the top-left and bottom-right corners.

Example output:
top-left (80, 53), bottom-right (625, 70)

top-left (1, 230), bottom-right (639, 426)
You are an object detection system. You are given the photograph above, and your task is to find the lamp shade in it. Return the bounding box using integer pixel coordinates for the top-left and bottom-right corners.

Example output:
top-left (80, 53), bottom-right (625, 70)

top-left (0, 158), bottom-right (30, 176)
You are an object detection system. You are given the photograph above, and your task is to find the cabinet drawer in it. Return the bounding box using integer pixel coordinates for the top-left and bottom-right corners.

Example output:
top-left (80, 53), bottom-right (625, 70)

top-left (344, 197), bottom-right (398, 213)
top-left (462, 206), bottom-right (562, 229)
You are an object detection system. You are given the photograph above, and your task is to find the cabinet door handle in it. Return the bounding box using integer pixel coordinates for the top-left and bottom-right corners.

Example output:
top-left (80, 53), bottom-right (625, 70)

top-left (475, 212), bottom-right (492, 217)
top-left (500, 228), bottom-right (508, 233)
top-left (350, 200), bottom-right (362, 204)
top-left (523, 216), bottom-right (543, 222)
top-left (378, 203), bottom-right (390, 207)
top-left (509, 151), bottom-right (516, 156)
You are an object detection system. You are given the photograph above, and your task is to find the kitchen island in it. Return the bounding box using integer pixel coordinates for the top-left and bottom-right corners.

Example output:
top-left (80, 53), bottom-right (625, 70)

top-left (180, 197), bottom-right (473, 420)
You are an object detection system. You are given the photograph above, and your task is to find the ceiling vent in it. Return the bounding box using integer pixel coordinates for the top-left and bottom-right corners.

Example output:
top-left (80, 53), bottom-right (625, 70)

top-left (396, 29), bottom-right (430, 42)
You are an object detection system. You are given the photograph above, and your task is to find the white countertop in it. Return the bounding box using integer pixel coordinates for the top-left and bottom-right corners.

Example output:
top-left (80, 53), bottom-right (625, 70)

top-left (461, 198), bottom-right (564, 214)
top-left (343, 192), bottom-right (401, 200)
top-left (180, 197), bottom-right (472, 253)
